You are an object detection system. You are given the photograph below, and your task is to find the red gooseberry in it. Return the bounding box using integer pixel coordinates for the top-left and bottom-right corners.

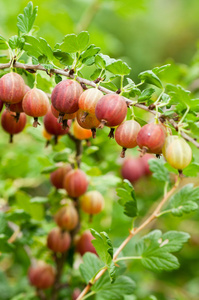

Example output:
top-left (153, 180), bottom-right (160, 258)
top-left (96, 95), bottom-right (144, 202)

top-left (0, 72), bottom-right (26, 108)
top-left (28, 262), bottom-right (55, 289)
top-left (136, 123), bottom-right (166, 155)
top-left (1, 110), bottom-right (26, 143)
top-left (73, 119), bottom-right (92, 140)
top-left (22, 88), bottom-right (49, 127)
top-left (55, 204), bottom-right (79, 231)
top-left (63, 169), bottom-right (88, 198)
top-left (76, 109), bottom-right (100, 138)
top-left (47, 227), bottom-right (71, 253)
top-left (76, 230), bottom-right (97, 256)
top-left (50, 164), bottom-right (72, 189)
top-left (115, 120), bottom-right (141, 157)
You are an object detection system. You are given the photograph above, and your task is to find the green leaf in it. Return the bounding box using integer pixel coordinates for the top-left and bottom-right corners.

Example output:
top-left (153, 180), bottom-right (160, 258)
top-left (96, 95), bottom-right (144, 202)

top-left (152, 64), bottom-right (171, 74)
top-left (0, 234), bottom-right (15, 252)
top-left (95, 54), bottom-right (106, 69)
top-left (24, 36), bottom-right (53, 61)
top-left (41, 165), bottom-right (57, 174)
top-left (136, 230), bottom-right (190, 272)
top-left (80, 44), bottom-right (100, 60)
top-left (30, 197), bottom-right (48, 203)
top-left (169, 184), bottom-right (199, 216)
top-left (138, 88), bottom-right (155, 102)
top-left (0, 212), bottom-right (7, 234)
top-left (148, 159), bottom-right (170, 182)
top-left (79, 252), bottom-right (104, 284)
top-left (166, 84), bottom-right (191, 110)
top-left (8, 35), bottom-right (24, 50)
top-left (106, 60), bottom-right (131, 76)
top-left (17, 2), bottom-right (38, 34)
top-left (53, 149), bottom-right (72, 162)
top-left (0, 35), bottom-right (9, 50)
top-left (90, 68), bottom-right (102, 80)
top-left (183, 162), bottom-right (199, 177)
top-left (85, 146), bottom-right (99, 155)
top-left (91, 229), bottom-right (116, 282)
top-left (60, 31), bottom-right (89, 53)
top-left (138, 70), bottom-right (163, 89)
top-left (53, 50), bottom-right (73, 66)
top-left (95, 275), bottom-right (136, 300)
top-left (116, 180), bottom-right (138, 218)
top-left (6, 209), bottom-right (31, 222)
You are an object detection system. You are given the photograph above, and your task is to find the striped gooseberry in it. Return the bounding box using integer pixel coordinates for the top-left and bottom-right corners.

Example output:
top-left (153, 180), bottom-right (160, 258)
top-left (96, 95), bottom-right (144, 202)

top-left (28, 262), bottom-right (55, 289)
top-left (55, 203), bottom-right (78, 231)
top-left (76, 230), bottom-right (97, 256)
top-left (63, 169), bottom-right (88, 198)
top-left (50, 164), bottom-right (72, 189)
top-left (80, 191), bottom-right (104, 215)
top-left (47, 227), bottom-right (71, 253)
top-left (1, 110), bottom-right (26, 143)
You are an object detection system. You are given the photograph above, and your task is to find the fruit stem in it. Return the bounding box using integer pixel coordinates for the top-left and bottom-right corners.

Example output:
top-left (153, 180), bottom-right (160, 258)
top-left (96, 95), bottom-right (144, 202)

top-left (33, 117), bottom-right (41, 128)
top-left (62, 119), bottom-right (68, 129)
top-left (108, 128), bottom-right (115, 139)
top-left (98, 119), bottom-right (107, 129)
top-left (34, 72), bottom-right (38, 88)
top-left (80, 112), bottom-right (89, 122)
top-left (120, 147), bottom-right (127, 158)
top-left (9, 134), bottom-right (13, 143)
top-left (58, 113), bottom-right (65, 124)
top-left (91, 128), bottom-right (96, 139)
top-left (5, 103), bottom-right (10, 111)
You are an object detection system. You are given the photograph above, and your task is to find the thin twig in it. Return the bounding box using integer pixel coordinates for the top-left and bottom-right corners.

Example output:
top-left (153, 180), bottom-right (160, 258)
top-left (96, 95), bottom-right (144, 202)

top-left (76, 178), bottom-right (180, 300)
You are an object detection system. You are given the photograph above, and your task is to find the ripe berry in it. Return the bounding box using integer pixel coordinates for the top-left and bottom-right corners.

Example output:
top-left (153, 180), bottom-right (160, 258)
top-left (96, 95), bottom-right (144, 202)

top-left (115, 120), bottom-right (141, 157)
top-left (22, 88), bottom-right (49, 127)
top-left (76, 230), bottom-right (97, 256)
top-left (0, 72), bottom-right (26, 108)
top-left (73, 119), bottom-right (92, 140)
top-left (47, 227), bottom-right (71, 253)
top-left (51, 104), bottom-right (76, 129)
top-left (50, 164), bottom-right (72, 189)
top-left (162, 135), bottom-right (192, 170)
top-left (121, 157), bottom-right (145, 183)
top-left (10, 85), bottom-right (31, 121)
top-left (80, 191), bottom-right (104, 215)
top-left (136, 123), bottom-right (166, 155)
top-left (55, 203), bottom-right (78, 231)
top-left (76, 109), bottom-right (100, 138)
top-left (44, 109), bottom-right (71, 143)
top-left (79, 88), bottom-right (103, 115)
top-left (51, 79), bottom-right (83, 123)
top-left (95, 94), bottom-right (127, 129)
top-left (1, 110), bottom-right (26, 143)
top-left (28, 262), bottom-right (55, 289)
top-left (63, 169), bottom-right (88, 198)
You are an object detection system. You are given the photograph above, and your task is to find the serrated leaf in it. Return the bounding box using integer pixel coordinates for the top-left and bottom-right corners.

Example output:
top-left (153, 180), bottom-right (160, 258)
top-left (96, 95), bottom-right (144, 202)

top-left (24, 36), bottom-right (53, 61)
top-left (138, 88), bottom-right (155, 102)
top-left (17, 2), bottom-right (38, 34)
top-left (106, 60), bottom-right (131, 76)
top-left (55, 74), bottom-right (62, 84)
top-left (148, 159), bottom-right (170, 182)
top-left (91, 229), bottom-right (116, 282)
top-left (116, 180), bottom-right (137, 218)
top-left (95, 54), bottom-right (106, 69)
top-left (166, 84), bottom-right (191, 111)
top-left (0, 35), bottom-right (9, 50)
top-left (95, 275), bottom-right (136, 300)
top-left (138, 70), bottom-right (163, 89)
top-left (136, 230), bottom-right (190, 272)
top-left (8, 35), bottom-right (24, 50)
top-left (169, 184), bottom-right (199, 216)
top-left (60, 31), bottom-right (89, 53)
top-left (80, 44), bottom-right (100, 60)
top-left (90, 68), bottom-right (101, 80)
top-left (79, 252), bottom-right (104, 284)
top-left (53, 50), bottom-right (73, 66)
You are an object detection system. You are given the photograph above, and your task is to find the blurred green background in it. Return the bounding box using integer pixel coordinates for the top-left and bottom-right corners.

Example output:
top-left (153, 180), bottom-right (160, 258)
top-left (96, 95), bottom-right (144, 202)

top-left (0, 1), bottom-right (199, 300)
top-left (1, 0), bottom-right (199, 77)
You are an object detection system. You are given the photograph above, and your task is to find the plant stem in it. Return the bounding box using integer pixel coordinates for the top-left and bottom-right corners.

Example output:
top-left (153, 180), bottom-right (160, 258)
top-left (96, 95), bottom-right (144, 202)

top-left (76, 177), bottom-right (180, 300)
top-left (82, 291), bottom-right (96, 300)
top-left (115, 256), bottom-right (142, 263)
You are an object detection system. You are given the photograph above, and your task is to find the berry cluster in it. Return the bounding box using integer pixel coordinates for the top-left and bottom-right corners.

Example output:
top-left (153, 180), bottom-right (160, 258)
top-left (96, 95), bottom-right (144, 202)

top-left (0, 72), bottom-right (193, 173)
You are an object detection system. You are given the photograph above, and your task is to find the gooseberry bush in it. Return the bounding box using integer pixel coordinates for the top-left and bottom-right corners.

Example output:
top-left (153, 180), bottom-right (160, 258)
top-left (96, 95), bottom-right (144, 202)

top-left (0, 2), bottom-right (199, 300)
